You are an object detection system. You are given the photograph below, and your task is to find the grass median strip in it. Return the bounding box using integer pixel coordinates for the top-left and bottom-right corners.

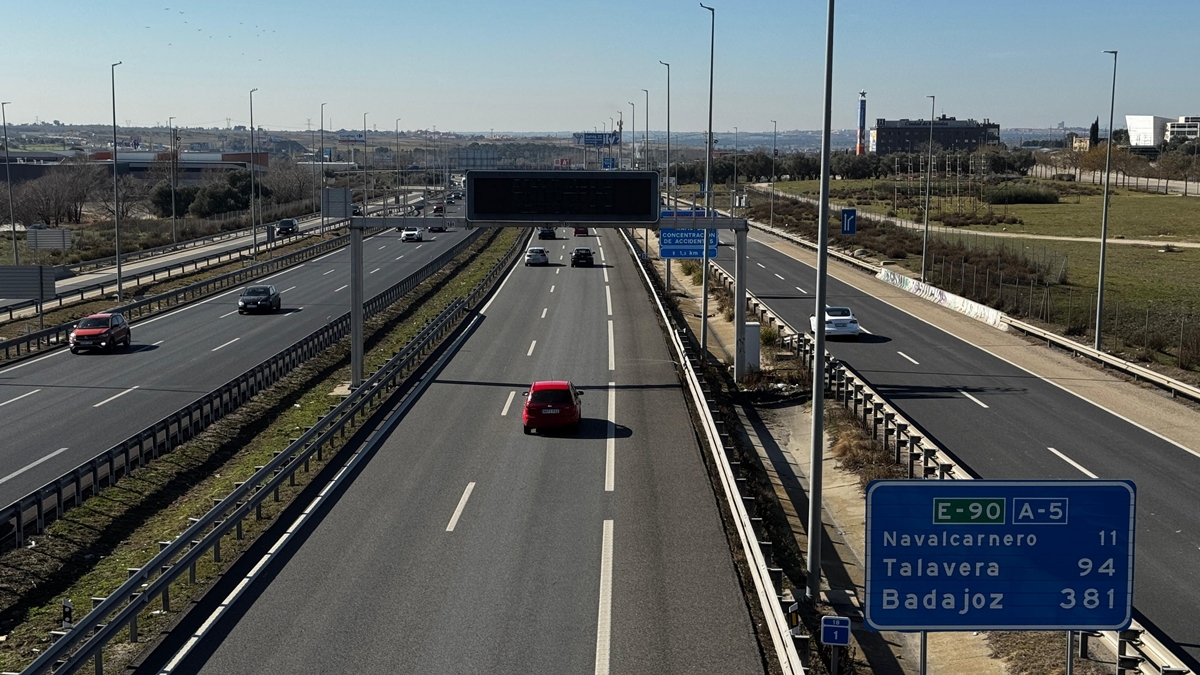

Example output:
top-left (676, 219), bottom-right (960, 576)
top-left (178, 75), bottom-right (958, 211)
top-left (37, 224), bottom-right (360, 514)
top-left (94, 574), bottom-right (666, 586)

top-left (0, 227), bottom-right (518, 673)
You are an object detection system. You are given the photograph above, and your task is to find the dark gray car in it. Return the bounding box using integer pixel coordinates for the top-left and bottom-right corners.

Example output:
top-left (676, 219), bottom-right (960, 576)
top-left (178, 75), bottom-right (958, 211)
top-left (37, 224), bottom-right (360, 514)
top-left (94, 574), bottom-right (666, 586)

top-left (238, 285), bottom-right (281, 314)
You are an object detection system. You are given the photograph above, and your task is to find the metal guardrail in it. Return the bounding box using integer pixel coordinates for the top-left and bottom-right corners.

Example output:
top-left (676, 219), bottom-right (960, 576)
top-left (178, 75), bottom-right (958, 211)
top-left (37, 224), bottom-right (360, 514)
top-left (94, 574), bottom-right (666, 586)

top-left (621, 229), bottom-right (806, 674)
top-left (717, 263), bottom-right (1193, 675)
top-left (0, 228), bottom-right (484, 552)
top-left (14, 226), bottom-right (524, 675)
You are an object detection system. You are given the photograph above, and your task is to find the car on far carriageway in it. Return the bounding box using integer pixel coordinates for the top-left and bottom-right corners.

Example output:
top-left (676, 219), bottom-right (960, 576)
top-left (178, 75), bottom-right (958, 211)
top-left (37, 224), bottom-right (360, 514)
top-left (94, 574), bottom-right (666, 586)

top-left (401, 227), bottom-right (423, 242)
top-left (570, 247), bottom-right (594, 267)
top-left (238, 285), bottom-right (281, 314)
top-left (69, 312), bottom-right (131, 353)
top-left (809, 306), bottom-right (860, 338)
top-left (524, 246), bottom-right (549, 266)
top-left (276, 218), bottom-right (298, 235)
top-left (522, 380), bottom-right (583, 435)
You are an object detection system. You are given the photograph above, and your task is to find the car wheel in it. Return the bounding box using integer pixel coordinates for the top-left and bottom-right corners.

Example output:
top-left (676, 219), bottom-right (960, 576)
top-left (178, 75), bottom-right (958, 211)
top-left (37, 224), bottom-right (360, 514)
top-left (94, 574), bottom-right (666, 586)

top-left (523, 425), bottom-right (532, 435)
top-left (70, 346), bottom-right (78, 354)
top-left (124, 334), bottom-right (132, 348)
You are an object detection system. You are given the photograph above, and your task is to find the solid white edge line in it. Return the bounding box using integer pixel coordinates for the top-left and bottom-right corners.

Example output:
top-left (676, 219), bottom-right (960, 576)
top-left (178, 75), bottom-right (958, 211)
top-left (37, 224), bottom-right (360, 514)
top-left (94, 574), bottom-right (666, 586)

top-left (93, 386), bottom-right (139, 408)
top-left (606, 382), bottom-right (615, 492)
top-left (958, 389), bottom-right (990, 409)
top-left (1048, 447), bottom-right (1098, 478)
top-left (897, 351), bottom-right (920, 365)
top-left (0, 447), bottom-right (69, 485)
top-left (527, 340), bottom-right (536, 357)
top-left (480, 249), bottom-right (522, 315)
top-left (605, 286), bottom-right (612, 316)
top-left (445, 482), bottom-right (477, 532)
top-left (501, 390), bottom-right (516, 416)
top-left (607, 320), bottom-right (615, 371)
top-left (0, 388), bottom-right (41, 408)
top-left (211, 337), bottom-right (240, 352)
top-left (0, 349), bottom-right (67, 375)
top-left (593, 519), bottom-right (614, 675)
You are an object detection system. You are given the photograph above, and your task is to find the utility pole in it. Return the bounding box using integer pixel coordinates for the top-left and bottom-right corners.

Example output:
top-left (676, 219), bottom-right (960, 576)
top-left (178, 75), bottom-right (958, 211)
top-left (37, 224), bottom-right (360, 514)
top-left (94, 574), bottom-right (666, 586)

top-left (112, 62), bottom-right (124, 301)
top-left (701, 2), bottom-right (716, 359)
top-left (320, 102), bottom-right (327, 234)
top-left (771, 120), bottom-right (777, 230)
top-left (921, 94), bottom-right (934, 281)
top-left (249, 88), bottom-right (259, 262)
top-left (660, 61), bottom-right (671, 291)
top-left (169, 116), bottom-right (177, 245)
top-left (2, 102), bottom-right (17, 265)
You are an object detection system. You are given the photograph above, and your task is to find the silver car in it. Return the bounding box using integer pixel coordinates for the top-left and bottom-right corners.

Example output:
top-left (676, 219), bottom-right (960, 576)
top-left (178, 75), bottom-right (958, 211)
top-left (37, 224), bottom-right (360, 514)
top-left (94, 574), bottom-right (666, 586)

top-left (809, 306), bottom-right (860, 338)
top-left (524, 246), bottom-right (549, 266)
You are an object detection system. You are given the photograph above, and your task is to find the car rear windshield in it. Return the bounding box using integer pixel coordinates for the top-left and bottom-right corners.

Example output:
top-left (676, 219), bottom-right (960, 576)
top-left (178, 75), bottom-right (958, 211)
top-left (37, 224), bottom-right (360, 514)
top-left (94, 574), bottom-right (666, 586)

top-left (243, 287), bottom-right (270, 296)
top-left (827, 307), bottom-right (851, 317)
top-left (573, 249), bottom-right (591, 254)
top-left (530, 389), bottom-right (572, 404)
top-left (77, 317), bottom-right (110, 328)
top-left (528, 248), bottom-right (545, 254)
top-left (279, 219), bottom-right (296, 225)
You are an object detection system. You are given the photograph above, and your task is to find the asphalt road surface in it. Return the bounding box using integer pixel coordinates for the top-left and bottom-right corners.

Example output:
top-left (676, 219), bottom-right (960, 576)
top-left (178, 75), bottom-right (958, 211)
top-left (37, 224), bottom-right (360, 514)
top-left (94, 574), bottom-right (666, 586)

top-left (0, 204), bottom-right (469, 506)
top-left (136, 227), bottom-right (765, 675)
top-left (713, 230), bottom-right (1200, 666)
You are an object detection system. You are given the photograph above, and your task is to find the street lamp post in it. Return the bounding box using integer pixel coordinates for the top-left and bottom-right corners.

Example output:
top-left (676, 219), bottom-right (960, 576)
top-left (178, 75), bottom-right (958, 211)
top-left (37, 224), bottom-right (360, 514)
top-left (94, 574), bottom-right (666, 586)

top-left (628, 102), bottom-right (636, 170)
top-left (2, 102), bottom-right (16, 265)
top-left (732, 126), bottom-right (738, 213)
top-left (771, 120), bottom-right (777, 229)
top-left (249, 88), bottom-right (259, 262)
top-left (112, 62), bottom-right (124, 301)
top-left (642, 88), bottom-right (649, 170)
top-left (920, 94), bottom-right (935, 282)
top-left (320, 103), bottom-right (327, 234)
top-left (1095, 50), bottom-right (1118, 350)
top-left (168, 116), bottom-right (177, 245)
top-left (395, 117), bottom-right (402, 211)
top-left (660, 61), bottom-right (671, 289)
top-left (363, 113), bottom-right (369, 212)
top-left (700, 2), bottom-right (716, 359)
top-left (617, 111), bottom-right (623, 168)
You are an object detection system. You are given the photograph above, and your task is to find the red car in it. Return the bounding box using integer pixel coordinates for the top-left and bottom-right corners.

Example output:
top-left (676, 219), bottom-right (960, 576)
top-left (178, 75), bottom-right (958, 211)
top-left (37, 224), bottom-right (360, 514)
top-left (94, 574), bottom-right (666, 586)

top-left (522, 380), bottom-right (584, 435)
top-left (573, 226), bottom-right (588, 237)
top-left (69, 312), bottom-right (131, 353)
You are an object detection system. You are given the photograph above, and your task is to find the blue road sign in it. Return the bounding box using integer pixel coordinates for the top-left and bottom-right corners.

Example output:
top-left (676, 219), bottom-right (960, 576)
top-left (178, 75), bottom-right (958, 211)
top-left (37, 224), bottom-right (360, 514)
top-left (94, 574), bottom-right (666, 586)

top-left (603, 157), bottom-right (615, 169)
top-left (821, 616), bottom-right (851, 646)
top-left (840, 208), bottom-right (857, 235)
top-left (659, 228), bottom-right (718, 259)
top-left (865, 480), bottom-right (1135, 631)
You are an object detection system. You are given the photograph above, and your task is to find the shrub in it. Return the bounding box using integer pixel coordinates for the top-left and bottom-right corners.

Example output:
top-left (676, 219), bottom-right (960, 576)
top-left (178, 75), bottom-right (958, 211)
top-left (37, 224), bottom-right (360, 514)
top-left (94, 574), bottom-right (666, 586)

top-left (985, 185), bottom-right (1059, 204)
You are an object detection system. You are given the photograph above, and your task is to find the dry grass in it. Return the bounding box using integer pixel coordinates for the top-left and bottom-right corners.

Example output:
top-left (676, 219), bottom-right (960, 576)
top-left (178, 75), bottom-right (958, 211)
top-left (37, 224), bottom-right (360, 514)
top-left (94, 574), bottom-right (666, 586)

top-left (986, 631), bottom-right (1111, 675)
top-left (826, 406), bottom-right (907, 491)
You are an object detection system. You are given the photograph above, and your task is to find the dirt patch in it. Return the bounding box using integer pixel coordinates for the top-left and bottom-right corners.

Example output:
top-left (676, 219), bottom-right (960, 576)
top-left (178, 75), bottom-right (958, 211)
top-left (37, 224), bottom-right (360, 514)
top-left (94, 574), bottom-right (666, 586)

top-left (986, 631), bottom-right (1110, 675)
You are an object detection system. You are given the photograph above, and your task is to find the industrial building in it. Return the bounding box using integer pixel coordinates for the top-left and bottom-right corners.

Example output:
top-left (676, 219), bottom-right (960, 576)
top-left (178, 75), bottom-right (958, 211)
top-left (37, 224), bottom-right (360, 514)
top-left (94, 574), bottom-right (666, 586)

top-left (869, 116), bottom-right (1000, 155)
top-left (1125, 115), bottom-right (1172, 147)
top-left (0, 150), bottom-right (267, 183)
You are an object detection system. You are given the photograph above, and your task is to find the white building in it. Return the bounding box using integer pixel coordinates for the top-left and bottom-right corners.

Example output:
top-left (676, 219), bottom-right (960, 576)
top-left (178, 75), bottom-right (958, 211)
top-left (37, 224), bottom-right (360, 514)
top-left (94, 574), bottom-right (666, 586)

top-left (1166, 116), bottom-right (1200, 143)
top-left (1125, 115), bottom-right (1171, 147)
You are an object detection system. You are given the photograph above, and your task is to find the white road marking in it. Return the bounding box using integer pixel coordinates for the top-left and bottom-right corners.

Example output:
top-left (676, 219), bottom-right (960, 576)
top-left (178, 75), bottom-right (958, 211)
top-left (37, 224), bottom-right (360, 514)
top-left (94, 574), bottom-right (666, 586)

top-left (550, 285), bottom-right (555, 293)
top-left (281, 286), bottom-right (296, 293)
top-left (606, 286), bottom-right (612, 316)
top-left (93, 386), bottom-right (139, 408)
top-left (599, 247), bottom-right (606, 262)
top-left (560, 255), bottom-right (564, 261)
top-left (0, 350), bottom-right (67, 375)
top-left (379, 245), bottom-right (386, 250)
top-left (153, 340), bottom-right (164, 346)
top-left (527, 340), bottom-right (537, 357)
top-left (396, 255), bottom-right (405, 261)
top-left (334, 284), bottom-right (348, 292)
top-left (897, 351), bottom-right (920, 365)
top-left (556, 268), bottom-right (560, 275)
top-left (593, 519), bottom-right (614, 675)
top-left (219, 309), bottom-right (239, 318)
top-left (501, 391), bottom-right (516, 416)
top-left (756, 262), bottom-right (766, 268)
top-left (323, 269), bottom-right (335, 275)
top-left (211, 337), bottom-right (240, 352)
top-left (0, 447), bottom-right (69, 485)
top-left (541, 308), bottom-right (547, 319)
top-left (796, 286), bottom-right (806, 293)
top-left (445, 482), bottom-right (477, 532)
top-left (283, 307), bottom-right (302, 317)
top-left (603, 269), bottom-right (609, 283)
top-left (859, 326), bottom-right (872, 334)
top-left (774, 273), bottom-right (785, 280)
top-left (1047, 447), bottom-right (1098, 478)
top-left (607, 320), bottom-right (615, 371)
top-left (480, 254), bottom-right (521, 315)
top-left (416, 244), bottom-right (423, 249)
top-left (370, 268), bottom-right (380, 274)
top-left (958, 389), bottom-right (989, 409)
top-left (606, 382), bottom-right (616, 491)
top-left (0, 389), bottom-right (41, 408)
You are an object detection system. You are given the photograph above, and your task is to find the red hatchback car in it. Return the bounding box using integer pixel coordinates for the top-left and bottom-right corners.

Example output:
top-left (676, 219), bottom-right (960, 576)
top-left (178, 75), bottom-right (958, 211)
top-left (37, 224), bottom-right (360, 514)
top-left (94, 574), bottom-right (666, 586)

top-left (522, 381), bottom-right (583, 435)
top-left (69, 312), bottom-right (131, 353)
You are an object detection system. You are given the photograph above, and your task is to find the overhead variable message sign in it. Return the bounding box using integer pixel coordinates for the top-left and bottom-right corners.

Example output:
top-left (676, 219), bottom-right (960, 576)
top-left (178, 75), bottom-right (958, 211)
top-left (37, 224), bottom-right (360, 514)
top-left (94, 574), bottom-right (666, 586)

top-left (466, 170), bottom-right (658, 223)
top-left (659, 228), bottom-right (718, 259)
top-left (864, 480), bottom-right (1135, 631)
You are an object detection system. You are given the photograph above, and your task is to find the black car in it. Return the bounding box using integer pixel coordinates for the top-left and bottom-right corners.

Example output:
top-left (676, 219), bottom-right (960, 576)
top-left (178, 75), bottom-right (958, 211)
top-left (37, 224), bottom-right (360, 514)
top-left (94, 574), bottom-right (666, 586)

top-left (570, 247), bottom-right (594, 267)
top-left (238, 285), bottom-right (281, 313)
top-left (537, 227), bottom-right (556, 240)
top-left (276, 218), bottom-right (298, 235)
top-left (352, 205), bottom-right (364, 216)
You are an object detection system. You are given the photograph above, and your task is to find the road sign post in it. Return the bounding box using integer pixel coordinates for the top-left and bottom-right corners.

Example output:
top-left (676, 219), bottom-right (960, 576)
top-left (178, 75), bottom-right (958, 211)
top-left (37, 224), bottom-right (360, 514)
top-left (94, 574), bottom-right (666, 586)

top-left (821, 615), bottom-right (851, 674)
top-left (840, 208), bottom-right (856, 235)
top-left (865, 480), bottom-right (1136, 632)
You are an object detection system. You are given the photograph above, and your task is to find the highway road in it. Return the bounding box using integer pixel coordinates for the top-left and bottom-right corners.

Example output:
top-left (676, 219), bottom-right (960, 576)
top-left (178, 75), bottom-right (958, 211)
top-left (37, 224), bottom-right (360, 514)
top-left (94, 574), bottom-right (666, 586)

top-left (712, 230), bottom-right (1200, 665)
top-left (0, 203), bottom-right (469, 508)
top-left (136, 227), bottom-right (765, 674)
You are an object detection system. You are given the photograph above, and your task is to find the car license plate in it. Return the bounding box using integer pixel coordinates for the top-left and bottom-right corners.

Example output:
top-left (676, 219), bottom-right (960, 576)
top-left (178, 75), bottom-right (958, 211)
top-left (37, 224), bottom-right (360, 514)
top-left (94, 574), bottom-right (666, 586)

top-left (835, 323), bottom-right (846, 328)
top-left (78, 341), bottom-right (93, 346)
top-left (543, 409), bottom-right (560, 414)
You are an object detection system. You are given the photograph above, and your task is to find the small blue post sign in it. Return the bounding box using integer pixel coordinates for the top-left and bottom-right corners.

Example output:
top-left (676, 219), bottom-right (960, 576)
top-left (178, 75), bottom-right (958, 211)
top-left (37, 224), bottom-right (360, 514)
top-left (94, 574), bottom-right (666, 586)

top-left (659, 228), bottom-right (718, 259)
top-left (821, 616), bottom-right (851, 646)
top-left (840, 208), bottom-right (857, 235)
top-left (865, 480), bottom-right (1136, 632)
top-left (603, 157), bottom-right (616, 169)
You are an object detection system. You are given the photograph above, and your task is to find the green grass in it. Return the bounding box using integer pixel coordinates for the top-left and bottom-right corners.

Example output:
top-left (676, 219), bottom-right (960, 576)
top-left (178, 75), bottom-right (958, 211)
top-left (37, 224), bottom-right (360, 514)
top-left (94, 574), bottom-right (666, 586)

top-left (0, 228), bottom-right (519, 673)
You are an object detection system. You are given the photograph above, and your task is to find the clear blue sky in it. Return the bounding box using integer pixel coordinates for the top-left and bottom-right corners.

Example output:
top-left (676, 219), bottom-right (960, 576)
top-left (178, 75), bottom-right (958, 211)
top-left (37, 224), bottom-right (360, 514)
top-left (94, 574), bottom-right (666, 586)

top-left (5, 0), bottom-right (1197, 134)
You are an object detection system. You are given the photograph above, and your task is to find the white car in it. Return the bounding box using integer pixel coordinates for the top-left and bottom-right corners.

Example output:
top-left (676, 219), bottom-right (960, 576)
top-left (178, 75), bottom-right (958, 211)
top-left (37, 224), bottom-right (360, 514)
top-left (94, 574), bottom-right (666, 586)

top-left (524, 246), bottom-right (549, 266)
top-left (809, 306), bottom-right (860, 338)
top-left (401, 227), bottom-right (423, 242)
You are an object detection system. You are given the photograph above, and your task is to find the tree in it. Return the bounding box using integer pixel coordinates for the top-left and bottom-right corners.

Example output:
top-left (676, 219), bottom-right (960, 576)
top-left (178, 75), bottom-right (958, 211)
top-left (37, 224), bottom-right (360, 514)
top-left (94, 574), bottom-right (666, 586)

top-left (97, 175), bottom-right (147, 220)
top-left (148, 180), bottom-right (199, 217)
top-left (1089, 118), bottom-right (1100, 147)
top-left (187, 169), bottom-right (263, 217)
top-left (258, 161), bottom-right (313, 204)
top-left (56, 160), bottom-right (104, 223)
top-left (1111, 128), bottom-right (1129, 146)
